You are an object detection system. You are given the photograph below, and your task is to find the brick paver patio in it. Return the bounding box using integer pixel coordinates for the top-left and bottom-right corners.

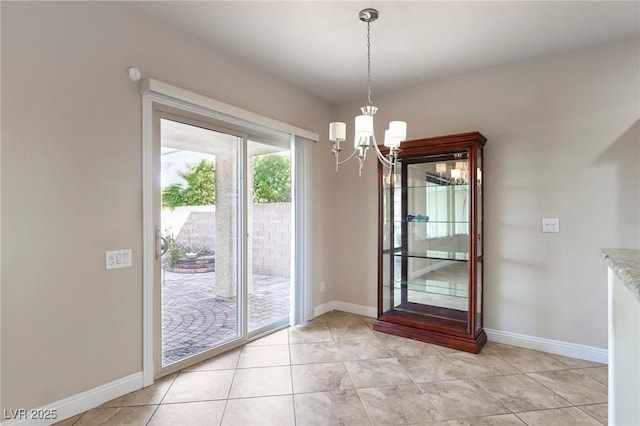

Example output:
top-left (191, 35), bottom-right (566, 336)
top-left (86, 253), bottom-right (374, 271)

top-left (162, 270), bottom-right (290, 365)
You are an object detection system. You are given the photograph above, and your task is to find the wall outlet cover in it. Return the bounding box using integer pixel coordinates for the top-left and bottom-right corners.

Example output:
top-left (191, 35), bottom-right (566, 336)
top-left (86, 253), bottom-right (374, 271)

top-left (106, 249), bottom-right (133, 269)
top-left (542, 218), bottom-right (560, 233)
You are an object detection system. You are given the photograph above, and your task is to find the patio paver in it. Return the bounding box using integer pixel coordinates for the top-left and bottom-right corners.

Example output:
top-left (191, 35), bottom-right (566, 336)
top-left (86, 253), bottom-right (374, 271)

top-left (162, 271), bottom-right (290, 365)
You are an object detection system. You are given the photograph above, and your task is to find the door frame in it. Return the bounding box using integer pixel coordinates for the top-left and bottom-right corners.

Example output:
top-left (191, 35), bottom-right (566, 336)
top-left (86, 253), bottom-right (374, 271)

top-left (141, 79), bottom-right (317, 386)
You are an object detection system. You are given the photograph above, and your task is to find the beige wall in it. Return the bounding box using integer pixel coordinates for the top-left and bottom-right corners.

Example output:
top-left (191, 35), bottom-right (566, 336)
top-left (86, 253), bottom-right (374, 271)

top-left (0, 2), bottom-right (336, 411)
top-left (333, 36), bottom-right (640, 349)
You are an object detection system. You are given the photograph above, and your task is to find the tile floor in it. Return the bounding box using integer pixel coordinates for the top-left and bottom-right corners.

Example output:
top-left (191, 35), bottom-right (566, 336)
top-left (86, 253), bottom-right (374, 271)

top-left (56, 311), bottom-right (608, 425)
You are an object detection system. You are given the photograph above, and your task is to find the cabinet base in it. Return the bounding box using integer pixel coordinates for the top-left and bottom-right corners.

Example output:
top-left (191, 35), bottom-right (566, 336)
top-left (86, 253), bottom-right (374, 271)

top-left (373, 319), bottom-right (487, 354)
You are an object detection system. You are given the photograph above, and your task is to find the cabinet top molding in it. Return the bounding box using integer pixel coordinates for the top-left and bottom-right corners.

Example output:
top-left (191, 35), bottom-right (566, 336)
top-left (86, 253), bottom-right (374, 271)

top-left (381, 132), bottom-right (487, 158)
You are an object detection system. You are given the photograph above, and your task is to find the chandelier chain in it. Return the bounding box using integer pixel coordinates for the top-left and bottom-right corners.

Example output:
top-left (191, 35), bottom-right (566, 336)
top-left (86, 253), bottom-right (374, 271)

top-left (366, 20), bottom-right (372, 106)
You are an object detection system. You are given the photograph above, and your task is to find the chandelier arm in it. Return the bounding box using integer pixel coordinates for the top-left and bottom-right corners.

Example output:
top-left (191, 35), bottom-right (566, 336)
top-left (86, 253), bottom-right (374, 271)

top-left (337, 148), bottom-right (359, 165)
top-left (358, 146), bottom-right (367, 177)
top-left (371, 134), bottom-right (395, 168)
top-left (372, 135), bottom-right (395, 180)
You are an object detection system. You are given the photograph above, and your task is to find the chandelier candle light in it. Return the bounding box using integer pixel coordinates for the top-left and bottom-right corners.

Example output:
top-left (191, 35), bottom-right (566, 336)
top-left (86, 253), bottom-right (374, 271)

top-left (329, 8), bottom-right (407, 176)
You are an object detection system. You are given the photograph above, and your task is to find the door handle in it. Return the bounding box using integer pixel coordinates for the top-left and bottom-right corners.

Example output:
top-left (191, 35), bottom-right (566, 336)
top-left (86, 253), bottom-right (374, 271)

top-left (156, 228), bottom-right (169, 259)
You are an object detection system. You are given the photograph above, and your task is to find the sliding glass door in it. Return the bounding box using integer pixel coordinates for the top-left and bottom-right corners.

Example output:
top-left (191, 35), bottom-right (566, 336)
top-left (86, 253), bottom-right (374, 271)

top-left (153, 110), bottom-right (292, 377)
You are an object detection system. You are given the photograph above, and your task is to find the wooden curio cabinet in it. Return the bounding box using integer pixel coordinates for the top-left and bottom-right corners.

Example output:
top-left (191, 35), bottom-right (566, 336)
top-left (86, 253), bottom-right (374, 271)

top-left (374, 132), bottom-right (487, 353)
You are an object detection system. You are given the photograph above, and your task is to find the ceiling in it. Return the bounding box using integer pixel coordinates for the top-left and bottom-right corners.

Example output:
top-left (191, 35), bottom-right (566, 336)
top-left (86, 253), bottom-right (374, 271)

top-left (126, 1), bottom-right (640, 105)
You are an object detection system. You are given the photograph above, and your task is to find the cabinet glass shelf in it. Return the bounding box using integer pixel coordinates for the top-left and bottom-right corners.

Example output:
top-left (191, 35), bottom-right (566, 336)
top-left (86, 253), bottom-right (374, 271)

top-left (387, 305), bottom-right (468, 326)
top-left (384, 249), bottom-right (469, 261)
top-left (385, 184), bottom-right (470, 190)
top-left (386, 280), bottom-right (469, 298)
top-left (385, 221), bottom-right (470, 224)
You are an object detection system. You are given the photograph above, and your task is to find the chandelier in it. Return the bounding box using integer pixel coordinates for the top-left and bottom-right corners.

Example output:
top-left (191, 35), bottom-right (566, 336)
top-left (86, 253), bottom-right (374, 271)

top-left (329, 8), bottom-right (407, 176)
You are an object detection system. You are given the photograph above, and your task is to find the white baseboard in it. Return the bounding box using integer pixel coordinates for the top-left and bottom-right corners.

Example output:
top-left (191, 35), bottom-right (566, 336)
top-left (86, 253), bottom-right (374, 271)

top-left (332, 301), bottom-right (377, 318)
top-left (314, 300), bottom-right (376, 319)
top-left (1, 372), bottom-right (143, 426)
top-left (485, 328), bottom-right (608, 364)
top-left (313, 301), bottom-right (335, 317)
top-left (313, 301), bottom-right (608, 364)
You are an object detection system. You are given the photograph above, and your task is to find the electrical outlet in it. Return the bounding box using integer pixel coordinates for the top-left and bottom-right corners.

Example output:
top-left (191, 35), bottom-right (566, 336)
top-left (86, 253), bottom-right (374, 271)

top-left (320, 281), bottom-right (326, 292)
top-left (542, 218), bottom-right (560, 233)
top-left (106, 249), bottom-right (132, 269)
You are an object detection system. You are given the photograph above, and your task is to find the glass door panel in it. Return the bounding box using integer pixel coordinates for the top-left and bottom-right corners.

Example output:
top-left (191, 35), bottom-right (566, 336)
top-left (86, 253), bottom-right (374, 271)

top-left (476, 260), bottom-right (483, 332)
top-left (247, 140), bottom-right (291, 334)
top-left (159, 118), bottom-right (241, 369)
top-left (381, 166), bottom-right (401, 314)
top-left (476, 146), bottom-right (483, 331)
top-left (390, 154), bottom-right (471, 328)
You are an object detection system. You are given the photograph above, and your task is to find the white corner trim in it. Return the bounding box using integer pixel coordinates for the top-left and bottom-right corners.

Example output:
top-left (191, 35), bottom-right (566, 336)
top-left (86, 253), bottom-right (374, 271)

top-left (1, 372), bottom-right (143, 426)
top-left (313, 300), bottom-right (377, 319)
top-left (313, 301), bottom-right (336, 317)
top-left (332, 301), bottom-right (377, 318)
top-left (141, 92), bottom-right (155, 388)
top-left (485, 328), bottom-right (608, 364)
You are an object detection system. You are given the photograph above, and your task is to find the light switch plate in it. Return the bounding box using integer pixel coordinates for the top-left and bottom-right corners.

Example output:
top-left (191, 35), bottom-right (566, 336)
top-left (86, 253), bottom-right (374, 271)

top-left (106, 249), bottom-right (132, 269)
top-left (542, 218), bottom-right (560, 233)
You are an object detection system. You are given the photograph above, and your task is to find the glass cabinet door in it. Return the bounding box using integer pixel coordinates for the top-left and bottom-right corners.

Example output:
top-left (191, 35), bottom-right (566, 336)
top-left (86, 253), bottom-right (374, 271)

top-left (475, 146), bottom-right (483, 332)
top-left (381, 166), bottom-right (401, 314)
top-left (382, 152), bottom-right (472, 329)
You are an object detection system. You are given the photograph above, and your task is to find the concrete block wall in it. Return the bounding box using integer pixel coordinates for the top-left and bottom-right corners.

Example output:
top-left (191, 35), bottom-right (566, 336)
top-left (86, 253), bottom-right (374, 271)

top-left (170, 203), bottom-right (291, 277)
top-left (252, 203), bottom-right (291, 278)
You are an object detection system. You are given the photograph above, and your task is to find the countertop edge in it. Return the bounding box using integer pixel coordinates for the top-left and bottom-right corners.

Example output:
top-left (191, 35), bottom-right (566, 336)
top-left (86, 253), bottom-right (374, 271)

top-left (600, 248), bottom-right (640, 303)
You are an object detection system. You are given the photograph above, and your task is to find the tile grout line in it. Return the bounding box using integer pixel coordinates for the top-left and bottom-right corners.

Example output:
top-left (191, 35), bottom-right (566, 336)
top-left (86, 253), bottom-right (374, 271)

top-left (216, 350), bottom-right (241, 426)
top-left (145, 371), bottom-right (180, 425)
top-left (575, 404), bottom-right (608, 426)
top-left (467, 352), bottom-right (587, 421)
top-left (288, 329), bottom-right (300, 426)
